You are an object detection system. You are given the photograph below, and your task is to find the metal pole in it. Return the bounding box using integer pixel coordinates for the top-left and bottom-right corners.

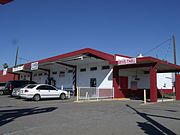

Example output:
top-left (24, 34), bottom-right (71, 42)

top-left (144, 89), bottom-right (147, 104)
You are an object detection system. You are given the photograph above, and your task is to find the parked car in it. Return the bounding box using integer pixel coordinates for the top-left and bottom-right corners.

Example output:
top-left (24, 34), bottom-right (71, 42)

top-left (20, 84), bottom-right (68, 101)
top-left (0, 82), bottom-right (7, 95)
top-left (12, 82), bottom-right (37, 97)
top-left (3, 80), bottom-right (37, 95)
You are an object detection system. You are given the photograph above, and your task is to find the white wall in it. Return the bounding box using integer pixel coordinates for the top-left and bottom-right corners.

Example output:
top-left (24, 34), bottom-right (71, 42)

top-left (77, 61), bottom-right (113, 88)
top-left (119, 69), bottom-right (150, 89)
top-left (32, 65), bottom-right (73, 89)
top-left (119, 70), bottom-right (173, 89)
top-left (31, 61), bottom-right (113, 89)
top-left (157, 73), bottom-right (173, 89)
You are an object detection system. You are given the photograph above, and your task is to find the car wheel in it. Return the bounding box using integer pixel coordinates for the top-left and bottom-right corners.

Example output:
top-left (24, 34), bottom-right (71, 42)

top-left (33, 94), bottom-right (40, 101)
top-left (60, 93), bottom-right (66, 100)
top-left (0, 91), bottom-right (3, 95)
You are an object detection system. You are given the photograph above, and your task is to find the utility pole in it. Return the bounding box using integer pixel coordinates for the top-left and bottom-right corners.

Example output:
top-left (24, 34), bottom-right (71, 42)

top-left (14, 46), bottom-right (19, 67)
top-left (13, 46), bottom-right (19, 80)
top-left (172, 35), bottom-right (177, 65)
top-left (172, 35), bottom-right (178, 92)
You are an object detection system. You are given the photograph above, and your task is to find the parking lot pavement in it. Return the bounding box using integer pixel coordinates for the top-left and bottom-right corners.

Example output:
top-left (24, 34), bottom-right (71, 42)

top-left (0, 95), bottom-right (180, 135)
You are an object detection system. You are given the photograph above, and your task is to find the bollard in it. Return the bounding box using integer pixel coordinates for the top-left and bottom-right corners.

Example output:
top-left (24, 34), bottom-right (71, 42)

top-left (144, 89), bottom-right (146, 104)
top-left (85, 92), bottom-right (89, 100)
top-left (67, 91), bottom-right (70, 98)
top-left (76, 87), bottom-right (79, 102)
top-left (161, 88), bottom-right (164, 102)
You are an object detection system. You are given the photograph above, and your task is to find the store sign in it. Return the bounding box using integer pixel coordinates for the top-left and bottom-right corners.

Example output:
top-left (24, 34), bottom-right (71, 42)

top-left (3, 68), bottom-right (8, 75)
top-left (13, 65), bottom-right (24, 72)
top-left (31, 62), bottom-right (38, 70)
top-left (118, 58), bottom-right (136, 65)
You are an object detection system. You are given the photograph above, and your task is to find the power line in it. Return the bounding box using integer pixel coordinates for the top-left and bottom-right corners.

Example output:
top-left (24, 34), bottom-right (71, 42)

top-left (143, 38), bottom-right (171, 55)
top-left (163, 43), bottom-right (172, 61)
top-left (18, 57), bottom-right (32, 62)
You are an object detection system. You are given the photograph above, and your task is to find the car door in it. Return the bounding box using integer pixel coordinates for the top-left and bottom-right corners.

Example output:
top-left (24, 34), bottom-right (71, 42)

top-left (36, 85), bottom-right (50, 98)
top-left (46, 85), bottom-right (59, 98)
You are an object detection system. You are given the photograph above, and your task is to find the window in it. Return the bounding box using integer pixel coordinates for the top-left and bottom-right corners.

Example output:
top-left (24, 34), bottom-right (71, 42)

top-left (52, 71), bottom-right (57, 75)
top-left (38, 73), bottom-right (43, 76)
top-left (68, 70), bottom-right (73, 73)
top-left (29, 81), bottom-right (37, 84)
top-left (37, 85), bottom-right (47, 90)
top-left (102, 65), bottom-right (110, 70)
top-left (46, 86), bottom-right (56, 90)
top-left (27, 84), bottom-right (37, 89)
top-left (37, 85), bottom-right (56, 90)
top-left (0, 83), bottom-right (6, 86)
top-left (33, 74), bottom-right (37, 77)
top-left (90, 67), bottom-right (97, 71)
top-left (80, 68), bottom-right (86, 72)
top-left (44, 72), bottom-right (47, 75)
top-left (90, 78), bottom-right (96, 87)
top-left (59, 71), bottom-right (65, 77)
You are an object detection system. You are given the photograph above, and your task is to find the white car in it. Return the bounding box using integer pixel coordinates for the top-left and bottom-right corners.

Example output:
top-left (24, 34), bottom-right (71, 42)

top-left (20, 84), bottom-right (68, 101)
top-left (12, 85), bottom-right (30, 97)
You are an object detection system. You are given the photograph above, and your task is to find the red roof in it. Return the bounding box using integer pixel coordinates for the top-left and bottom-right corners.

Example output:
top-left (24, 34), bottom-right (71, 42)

top-left (0, 0), bottom-right (13, 5)
top-left (22, 48), bottom-right (115, 69)
top-left (111, 56), bottom-right (180, 72)
top-left (1, 48), bottom-right (180, 73)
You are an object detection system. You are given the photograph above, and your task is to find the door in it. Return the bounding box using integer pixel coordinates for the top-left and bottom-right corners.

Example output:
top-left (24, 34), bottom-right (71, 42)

top-left (90, 78), bottom-right (97, 87)
top-left (119, 76), bottom-right (128, 89)
top-left (46, 85), bottom-right (59, 98)
top-left (36, 85), bottom-right (50, 98)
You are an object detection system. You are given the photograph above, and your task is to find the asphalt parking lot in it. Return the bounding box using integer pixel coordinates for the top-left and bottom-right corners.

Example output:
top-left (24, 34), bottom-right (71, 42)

top-left (0, 95), bottom-right (180, 135)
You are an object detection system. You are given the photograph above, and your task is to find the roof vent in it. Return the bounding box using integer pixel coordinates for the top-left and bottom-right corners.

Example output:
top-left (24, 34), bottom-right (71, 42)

top-left (137, 53), bottom-right (144, 58)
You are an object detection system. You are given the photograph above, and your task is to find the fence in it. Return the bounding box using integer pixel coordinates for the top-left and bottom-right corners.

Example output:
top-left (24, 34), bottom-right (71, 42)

top-left (77, 87), bottom-right (114, 101)
top-left (159, 88), bottom-right (176, 102)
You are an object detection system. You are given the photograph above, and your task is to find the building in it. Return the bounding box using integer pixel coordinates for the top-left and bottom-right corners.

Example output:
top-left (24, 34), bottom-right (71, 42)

top-left (1, 48), bottom-right (180, 102)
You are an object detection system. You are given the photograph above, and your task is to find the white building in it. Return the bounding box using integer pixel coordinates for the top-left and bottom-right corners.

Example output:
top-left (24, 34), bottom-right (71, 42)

top-left (2, 48), bottom-right (180, 102)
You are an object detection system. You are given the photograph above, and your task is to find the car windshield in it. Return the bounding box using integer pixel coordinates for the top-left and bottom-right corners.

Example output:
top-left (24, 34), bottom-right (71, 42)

top-left (19, 84), bottom-right (28, 88)
top-left (27, 84), bottom-right (37, 89)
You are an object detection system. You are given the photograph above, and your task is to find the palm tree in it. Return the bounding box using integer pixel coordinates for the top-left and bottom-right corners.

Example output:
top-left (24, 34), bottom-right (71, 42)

top-left (3, 63), bottom-right (8, 69)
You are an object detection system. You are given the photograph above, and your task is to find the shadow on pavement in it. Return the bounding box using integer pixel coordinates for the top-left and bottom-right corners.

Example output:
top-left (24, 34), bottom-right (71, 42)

top-left (126, 104), bottom-right (177, 135)
top-left (0, 107), bottom-right (57, 126)
top-left (137, 122), bottom-right (166, 135)
top-left (145, 113), bottom-right (180, 121)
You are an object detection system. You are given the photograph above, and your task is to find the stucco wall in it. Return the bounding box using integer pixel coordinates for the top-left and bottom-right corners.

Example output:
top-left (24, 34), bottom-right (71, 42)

top-left (77, 61), bottom-right (113, 88)
top-left (157, 73), bottom-right (173, 89)
top-left (119, 69), bottom-right (150, 89)
top-left (29, 61), bottom-right (113, 89)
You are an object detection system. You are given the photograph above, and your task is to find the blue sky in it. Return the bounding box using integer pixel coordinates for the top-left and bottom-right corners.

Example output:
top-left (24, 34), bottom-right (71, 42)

top-left (0, 0), bottom-right (180, 68)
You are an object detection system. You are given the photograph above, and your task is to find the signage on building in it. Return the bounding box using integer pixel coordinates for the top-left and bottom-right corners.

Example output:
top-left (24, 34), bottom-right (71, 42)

top-left (118, 58), bottom-right (136, 65)
top-left (3, 68), bottom-right (8, 75)
top-left (31, 62), bottom-right (38, 70)
top-left (13, 65), bottom-right (24, 72)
